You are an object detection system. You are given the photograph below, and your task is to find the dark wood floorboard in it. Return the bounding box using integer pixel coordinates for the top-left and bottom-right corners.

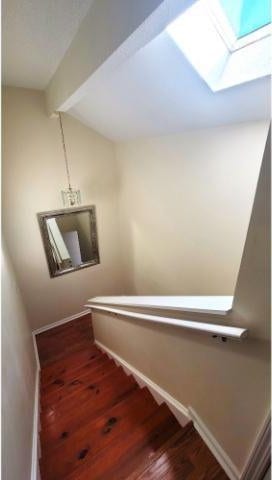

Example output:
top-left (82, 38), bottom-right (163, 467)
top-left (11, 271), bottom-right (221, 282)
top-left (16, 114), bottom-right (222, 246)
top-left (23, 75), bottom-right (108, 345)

top-left (37, 315), bottom-right (229, 480)
top-left (36, 314), bottom-right (94, 366)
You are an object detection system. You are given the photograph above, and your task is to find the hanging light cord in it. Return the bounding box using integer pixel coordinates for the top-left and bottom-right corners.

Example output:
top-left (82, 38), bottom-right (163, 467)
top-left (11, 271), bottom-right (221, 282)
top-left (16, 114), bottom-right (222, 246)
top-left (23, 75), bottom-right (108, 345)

top-left (58, 112), bottom-right (72, 190)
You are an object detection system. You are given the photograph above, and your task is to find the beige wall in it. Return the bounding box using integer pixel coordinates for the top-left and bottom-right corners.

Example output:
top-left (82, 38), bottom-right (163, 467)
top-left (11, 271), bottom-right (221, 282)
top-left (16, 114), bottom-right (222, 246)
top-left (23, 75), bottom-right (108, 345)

top-left (2, 87), bottom-right (125, 329)
top-left (3, 89), bottom-right (268, 328)
top-left (116, 121), bottom-right (268, 295)
top-left (93, 313), bottom-right (269, 473)
top-left (2, 241), bottom-right (37, 480)
top-left (93, 126), bottom-right (270, 474)
top-left (2, 86), bottom-right (269, 476)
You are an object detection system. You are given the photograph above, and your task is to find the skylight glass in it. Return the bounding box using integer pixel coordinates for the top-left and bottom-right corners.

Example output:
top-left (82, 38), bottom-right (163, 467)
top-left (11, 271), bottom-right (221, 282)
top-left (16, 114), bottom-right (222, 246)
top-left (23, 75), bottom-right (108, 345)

top-left (220, 0), bottom-right (271, 38)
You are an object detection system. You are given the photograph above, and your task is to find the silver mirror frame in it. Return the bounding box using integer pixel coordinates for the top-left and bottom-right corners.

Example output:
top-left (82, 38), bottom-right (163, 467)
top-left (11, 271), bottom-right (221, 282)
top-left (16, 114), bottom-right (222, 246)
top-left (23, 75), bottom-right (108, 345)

top-left (37, 205), bottom-right (100, 278)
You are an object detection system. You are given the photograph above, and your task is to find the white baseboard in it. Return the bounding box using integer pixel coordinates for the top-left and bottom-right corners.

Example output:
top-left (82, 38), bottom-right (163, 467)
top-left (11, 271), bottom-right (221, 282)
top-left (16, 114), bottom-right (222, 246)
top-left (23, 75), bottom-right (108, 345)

top-left (95, 340), bottom-right (243, 480)
top-left (241, 414), bottom-right (271, 480)
top-left (188, 408), bottom-right (240, 480)
top-left (32, 309), bottom-right (90, 335)
top-left (31, 366), bottom-right (40, 480)
top-left (32, 332), bottom-right (41, 370)
top-left (95, 340), bottom-right (190, 427)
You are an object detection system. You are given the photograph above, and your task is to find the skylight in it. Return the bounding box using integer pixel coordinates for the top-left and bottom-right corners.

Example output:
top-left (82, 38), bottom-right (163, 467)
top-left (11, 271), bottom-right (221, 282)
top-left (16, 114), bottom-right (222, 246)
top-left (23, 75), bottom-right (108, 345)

top-left (220, 0), bottom-right (271, 39)
top-left (166, 0), bottom-right (271, 92)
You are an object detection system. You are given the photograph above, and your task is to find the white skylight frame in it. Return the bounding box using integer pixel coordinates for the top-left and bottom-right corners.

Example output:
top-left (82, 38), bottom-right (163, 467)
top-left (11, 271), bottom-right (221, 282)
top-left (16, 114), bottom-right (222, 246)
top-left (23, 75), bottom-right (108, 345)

top-left (166, 0), bottom-right (271, 92)
top-left (206, 0), bottom-right (271, 52)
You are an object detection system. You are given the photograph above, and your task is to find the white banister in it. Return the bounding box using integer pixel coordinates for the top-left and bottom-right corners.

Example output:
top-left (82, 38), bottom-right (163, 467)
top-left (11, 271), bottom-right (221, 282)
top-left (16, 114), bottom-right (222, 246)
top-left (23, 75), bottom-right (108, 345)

top-left (86, 303), bottom-right (248, 340)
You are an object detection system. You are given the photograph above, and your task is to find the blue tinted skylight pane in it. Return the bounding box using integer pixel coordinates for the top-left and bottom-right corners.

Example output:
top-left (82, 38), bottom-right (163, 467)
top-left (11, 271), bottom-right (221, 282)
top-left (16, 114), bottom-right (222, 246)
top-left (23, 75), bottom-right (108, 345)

top-left (220, 0), bottom-right (271, 38)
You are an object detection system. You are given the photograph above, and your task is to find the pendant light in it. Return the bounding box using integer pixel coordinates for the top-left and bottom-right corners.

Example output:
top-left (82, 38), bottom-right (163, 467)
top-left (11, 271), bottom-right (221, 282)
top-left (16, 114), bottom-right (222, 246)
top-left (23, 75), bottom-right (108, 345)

top-left (58, 112), bottom-right (81, 208)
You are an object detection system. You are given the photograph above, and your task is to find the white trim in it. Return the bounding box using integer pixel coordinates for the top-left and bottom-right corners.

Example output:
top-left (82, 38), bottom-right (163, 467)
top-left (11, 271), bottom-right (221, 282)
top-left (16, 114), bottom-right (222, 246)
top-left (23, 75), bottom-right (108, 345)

top-left (95, 340), bottom-right (268, 480)
top-left (232, 24), bottom-right (271, 51)
top-left (31, 333), bottom-right (41, 480)
top-left (95, 340), bottom-right (190, 427)
top-left (167, 0), bottom-right (271, 92)
top-left (207, 0), bottom-right (271, 52)
top-left (32, 309), bottom-right (90, 335)
top-left (241, 414), bottom-right (271, 480)
top-left (32, 332), bottom-right (41, 370)
top-left (31, 369), bottom-right (40, 480)
top-left (88, 295), bottom-right (233, 315)
top-left (188, 407), bottom-right (240, 480)
top-left (87, 305), bottom-right (247, 340)
top-left (206, 0), bottom-right (237, 51)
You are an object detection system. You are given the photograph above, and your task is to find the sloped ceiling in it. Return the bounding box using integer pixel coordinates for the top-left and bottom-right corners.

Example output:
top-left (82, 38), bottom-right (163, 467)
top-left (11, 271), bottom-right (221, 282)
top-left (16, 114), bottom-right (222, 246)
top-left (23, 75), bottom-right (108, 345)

top-left (3, 0), bottom-right (270, 139)
top-left (2, 0), bottom-right (94, 89)
top-left (69, 31), bottom-right (270, 141)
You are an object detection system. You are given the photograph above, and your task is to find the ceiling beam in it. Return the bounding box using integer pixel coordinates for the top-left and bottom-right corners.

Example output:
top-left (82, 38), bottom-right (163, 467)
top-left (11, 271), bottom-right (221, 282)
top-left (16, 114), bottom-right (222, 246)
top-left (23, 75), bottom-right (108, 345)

top-left (46, 0), bottom-right (195, 115)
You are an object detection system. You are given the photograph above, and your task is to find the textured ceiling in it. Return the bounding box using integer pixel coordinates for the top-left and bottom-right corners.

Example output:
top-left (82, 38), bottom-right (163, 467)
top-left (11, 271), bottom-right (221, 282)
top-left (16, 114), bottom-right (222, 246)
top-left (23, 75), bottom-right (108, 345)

top-left (2, 0), bottom-right (94, 89)
top-left (70, 31), bottom-right (270, 141)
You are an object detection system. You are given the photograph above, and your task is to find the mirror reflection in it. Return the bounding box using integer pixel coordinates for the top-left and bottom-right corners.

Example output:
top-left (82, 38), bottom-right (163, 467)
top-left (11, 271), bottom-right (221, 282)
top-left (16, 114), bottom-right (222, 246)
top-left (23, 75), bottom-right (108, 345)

top-left (38, 206), bottom-right (99, 277)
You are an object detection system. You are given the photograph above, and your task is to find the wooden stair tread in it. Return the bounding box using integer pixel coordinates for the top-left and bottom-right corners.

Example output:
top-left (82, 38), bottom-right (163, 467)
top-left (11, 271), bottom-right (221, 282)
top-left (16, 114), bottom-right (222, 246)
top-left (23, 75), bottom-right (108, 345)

top-left (41, 346), bottom-right (101, 386)
top-left (37, 316), bottom-right (230, 480)
top-left (125, 425), bottom-right (194, 480)
top-left (126, 423), bottom-right (228, 480)
top-left (41, 368), bottom-right (137, 428)
top-left (40, 381), bottom-right (140, 452)
top-left (41, 353), bottom-right (109, 394)
top-left (36, 316), bottom-right (91, 338)
top-left (41, 358), bottom-right (118, 407)
top-left (36, 323), bottom-right (91, 345)
top-left (40, 381), bottom-right (139, 449)
top-left (59, 403), bottom-right (180, 480)
top-left (37, 314), bottom-right (93, 366)
top-left (40, 387), bottom-right (159, 479)
top-left (39, 340), bottom-right (94, 366)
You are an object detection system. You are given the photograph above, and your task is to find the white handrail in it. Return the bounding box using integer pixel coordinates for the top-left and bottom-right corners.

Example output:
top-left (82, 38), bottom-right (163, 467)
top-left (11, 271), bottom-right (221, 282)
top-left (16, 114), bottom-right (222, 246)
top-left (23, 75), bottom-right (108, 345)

top-left (86, 303), bottom-right (248, 340)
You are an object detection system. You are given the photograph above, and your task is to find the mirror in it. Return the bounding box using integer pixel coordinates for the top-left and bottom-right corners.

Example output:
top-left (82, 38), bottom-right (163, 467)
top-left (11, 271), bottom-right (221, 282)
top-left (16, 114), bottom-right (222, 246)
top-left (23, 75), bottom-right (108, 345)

top-left (38, 206), bottom-right (100, 277)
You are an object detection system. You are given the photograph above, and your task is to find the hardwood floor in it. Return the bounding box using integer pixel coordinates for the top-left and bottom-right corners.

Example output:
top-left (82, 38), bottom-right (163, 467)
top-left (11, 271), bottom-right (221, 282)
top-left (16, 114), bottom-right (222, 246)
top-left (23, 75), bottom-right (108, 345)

top-left (36, 315), bottom-right (229, 480)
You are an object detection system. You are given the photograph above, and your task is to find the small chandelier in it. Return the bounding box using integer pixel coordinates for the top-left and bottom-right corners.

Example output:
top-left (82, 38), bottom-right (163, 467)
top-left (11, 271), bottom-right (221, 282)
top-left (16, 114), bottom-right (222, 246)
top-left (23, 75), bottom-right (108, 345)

top-left (58, 112), bottom-right (81, 208)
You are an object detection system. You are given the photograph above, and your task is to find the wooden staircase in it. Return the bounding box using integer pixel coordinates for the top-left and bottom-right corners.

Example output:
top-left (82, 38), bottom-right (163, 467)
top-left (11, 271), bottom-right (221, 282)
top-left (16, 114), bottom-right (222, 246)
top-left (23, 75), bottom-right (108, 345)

top-left (36, 315), bottom-right (229, 480)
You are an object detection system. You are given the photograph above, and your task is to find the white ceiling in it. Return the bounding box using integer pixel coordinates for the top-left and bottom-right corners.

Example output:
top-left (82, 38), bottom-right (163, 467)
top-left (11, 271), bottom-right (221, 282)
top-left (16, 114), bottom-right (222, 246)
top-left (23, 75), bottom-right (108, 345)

top-left (2, 0), bottom-right (94, 89)
top-left (69, 31), bottom-right (270, 141)
top-left (3, 1), bottom-right (270, 139)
